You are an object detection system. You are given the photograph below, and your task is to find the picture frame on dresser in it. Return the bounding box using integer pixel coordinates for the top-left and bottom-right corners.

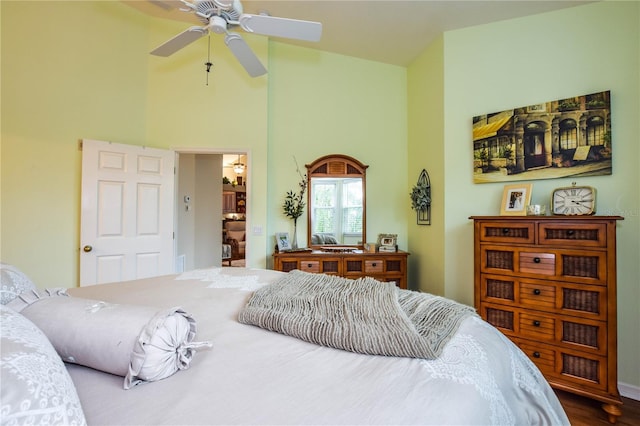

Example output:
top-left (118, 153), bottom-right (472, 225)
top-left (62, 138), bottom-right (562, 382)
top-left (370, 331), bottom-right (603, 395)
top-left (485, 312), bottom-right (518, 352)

top-left (377, 234), bottom-right (398, 253)
top-left (500, 183), bottom-right (532, 216)
top-left (275, 232), bottom-right (291, 252)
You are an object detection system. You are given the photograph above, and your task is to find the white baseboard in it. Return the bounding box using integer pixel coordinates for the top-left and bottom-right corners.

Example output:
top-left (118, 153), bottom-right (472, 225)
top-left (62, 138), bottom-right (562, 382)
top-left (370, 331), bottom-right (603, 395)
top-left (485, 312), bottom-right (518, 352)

top-left (176, 255), bottom-right (185, 273)
top-left (619, 381), bottom-right (640, 401)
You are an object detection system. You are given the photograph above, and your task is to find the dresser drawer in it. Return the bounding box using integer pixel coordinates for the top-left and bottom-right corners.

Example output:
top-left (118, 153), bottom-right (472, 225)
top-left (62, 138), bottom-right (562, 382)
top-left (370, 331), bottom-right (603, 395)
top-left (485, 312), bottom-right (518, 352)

top-left (481, 303), bottom-right (557, 342)
top-left (481, 275), bottom-right (557, 309)
top-left (299, 260), bottom-right (320, 273)
top-left (515, 339), bottom-right (556, 374)
top-left (478, 221), bottom-right (535, 244)
top-left (480, 275), bottom-right (607, 320)
top-left (482, 303), bottom-right (607, 354)
top-left (519, 280), bottom-right (556, 310)
top-left (514, 338), bottom-right (608, 391)
top-left (480, 246), bottom-right (607, 284)
top-left (539, 222), bottom-right (607, 247)
top-left (519, 312), bottom-right (555, 341)
top-left (559, 282), bottom-right (606, 320)
top-left (520, 252), bottom-right (555, 275)
top-left (364, 259), bottom-right (384, 273)
top-left (278, 260), bottom-right (299, 273)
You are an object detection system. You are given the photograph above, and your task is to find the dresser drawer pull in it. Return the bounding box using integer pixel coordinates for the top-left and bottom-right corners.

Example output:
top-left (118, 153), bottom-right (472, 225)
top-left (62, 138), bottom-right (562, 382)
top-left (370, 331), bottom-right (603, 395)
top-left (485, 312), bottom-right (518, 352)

top-left (372, 262), bottom-right (377, 267)
top-left (502, 228), bottom-right (510, 234)
top-left (307, 263), bottom-right (313, 268)
top-left (533, 289), bottom-right (541, 295)
top-left (567, 230), bottom-right (575, 236)
top-left (533, 352), bottom-right (541, 358)
top-left (533, 257), bottom-right (541, 263)
top-left (533, 320), bottom-right (541, 327)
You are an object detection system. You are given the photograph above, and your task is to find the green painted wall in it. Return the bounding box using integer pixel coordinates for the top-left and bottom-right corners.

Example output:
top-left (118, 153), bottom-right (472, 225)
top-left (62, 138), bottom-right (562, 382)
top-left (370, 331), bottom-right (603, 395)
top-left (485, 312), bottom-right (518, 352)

top-left (407, 35), bottom-right (445, 294)
top-left (1, 1), bottom-right (150, 286)
top-left (408, 0), bottom-right (639, 390)
top-left (266, 42), bottom-right (407, 264)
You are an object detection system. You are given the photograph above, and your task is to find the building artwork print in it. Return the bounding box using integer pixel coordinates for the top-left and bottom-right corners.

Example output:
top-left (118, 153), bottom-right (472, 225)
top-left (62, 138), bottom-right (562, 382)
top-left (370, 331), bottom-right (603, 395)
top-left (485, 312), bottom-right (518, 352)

top-left (472, 91), bottom-right (611, 183)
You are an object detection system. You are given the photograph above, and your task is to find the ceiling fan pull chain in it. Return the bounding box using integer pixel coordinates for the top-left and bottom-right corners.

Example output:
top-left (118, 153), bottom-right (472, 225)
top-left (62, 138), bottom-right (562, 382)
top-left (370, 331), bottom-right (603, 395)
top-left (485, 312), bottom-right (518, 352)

top-left (205, 34), bottom-right (213, 86)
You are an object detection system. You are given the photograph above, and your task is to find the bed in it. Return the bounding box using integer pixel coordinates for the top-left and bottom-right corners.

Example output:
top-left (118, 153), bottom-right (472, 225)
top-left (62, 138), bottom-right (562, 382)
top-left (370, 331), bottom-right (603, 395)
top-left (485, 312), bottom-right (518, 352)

top-left (2, 265), bottom-right (569, 425)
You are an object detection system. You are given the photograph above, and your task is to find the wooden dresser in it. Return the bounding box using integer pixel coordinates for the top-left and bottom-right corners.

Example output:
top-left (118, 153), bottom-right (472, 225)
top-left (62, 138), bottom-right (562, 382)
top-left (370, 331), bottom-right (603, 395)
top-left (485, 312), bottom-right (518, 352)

top-left (470, 216), bottom-right (623, 423)
top-left (273, 250), bottom-right (409, 289)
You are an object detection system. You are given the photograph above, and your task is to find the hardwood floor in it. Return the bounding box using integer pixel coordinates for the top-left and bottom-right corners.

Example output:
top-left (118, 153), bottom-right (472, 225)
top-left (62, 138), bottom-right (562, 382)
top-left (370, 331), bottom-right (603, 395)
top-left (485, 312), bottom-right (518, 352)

top-left (556, 390), bottom-right (640, 425)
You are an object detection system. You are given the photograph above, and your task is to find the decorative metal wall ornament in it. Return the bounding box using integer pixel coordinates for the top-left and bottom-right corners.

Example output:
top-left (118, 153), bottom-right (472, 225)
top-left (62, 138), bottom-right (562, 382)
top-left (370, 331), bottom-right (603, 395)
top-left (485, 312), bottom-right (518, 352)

top-left (410, 169), bottom-right (431, 225)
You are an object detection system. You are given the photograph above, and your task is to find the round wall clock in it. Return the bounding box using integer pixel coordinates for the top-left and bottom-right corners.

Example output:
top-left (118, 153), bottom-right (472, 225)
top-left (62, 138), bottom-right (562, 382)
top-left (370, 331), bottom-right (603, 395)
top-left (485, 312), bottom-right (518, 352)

top-left (551, 183), bottom-right (596, 215)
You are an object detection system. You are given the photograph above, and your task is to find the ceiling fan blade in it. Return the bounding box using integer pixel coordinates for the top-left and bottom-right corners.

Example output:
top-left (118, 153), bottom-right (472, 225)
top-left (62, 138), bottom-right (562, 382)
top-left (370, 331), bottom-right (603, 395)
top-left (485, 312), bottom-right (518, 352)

top-left (239, 14), bottom-right (322, 42)
top-left (150, 26), bottom-right (208, 57)
top-left (224, 33), bottom-right (267, 77)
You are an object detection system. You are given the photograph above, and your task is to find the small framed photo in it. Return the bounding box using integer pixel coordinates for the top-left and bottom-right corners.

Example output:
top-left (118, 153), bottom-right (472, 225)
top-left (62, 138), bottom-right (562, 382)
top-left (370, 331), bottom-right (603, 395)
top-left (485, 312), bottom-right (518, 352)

top-left (500, 183), bottom-right (533, 216)
top-left (276, 232), bottom-right (291, 252)
top-left (377, 233), bottom-right (397, 246)
top-left (377, 233), bottom-right (398, 252)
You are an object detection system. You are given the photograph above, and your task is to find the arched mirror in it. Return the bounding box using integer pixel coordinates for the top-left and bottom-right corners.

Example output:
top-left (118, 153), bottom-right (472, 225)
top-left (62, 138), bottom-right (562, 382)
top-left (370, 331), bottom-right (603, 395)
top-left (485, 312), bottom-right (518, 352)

top-left (306, 154), bottom-right (368, 248)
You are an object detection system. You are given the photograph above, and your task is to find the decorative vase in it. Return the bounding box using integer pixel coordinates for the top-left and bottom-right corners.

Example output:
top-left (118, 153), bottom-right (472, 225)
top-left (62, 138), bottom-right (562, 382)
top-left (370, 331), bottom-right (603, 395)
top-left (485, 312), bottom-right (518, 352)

top-left (291, 221), bottom-right (298, 249)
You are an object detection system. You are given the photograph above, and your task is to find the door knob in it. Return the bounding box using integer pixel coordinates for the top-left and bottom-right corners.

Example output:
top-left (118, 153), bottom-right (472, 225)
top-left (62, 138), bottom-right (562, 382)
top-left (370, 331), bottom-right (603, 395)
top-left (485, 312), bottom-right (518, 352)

top-left (83, 245), bottom-right (93, 253)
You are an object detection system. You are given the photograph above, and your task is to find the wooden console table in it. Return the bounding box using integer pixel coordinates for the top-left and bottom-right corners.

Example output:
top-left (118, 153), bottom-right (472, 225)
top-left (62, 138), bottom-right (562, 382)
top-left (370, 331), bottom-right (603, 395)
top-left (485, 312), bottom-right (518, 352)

top-left (273, 249), bottom-right (409, 289)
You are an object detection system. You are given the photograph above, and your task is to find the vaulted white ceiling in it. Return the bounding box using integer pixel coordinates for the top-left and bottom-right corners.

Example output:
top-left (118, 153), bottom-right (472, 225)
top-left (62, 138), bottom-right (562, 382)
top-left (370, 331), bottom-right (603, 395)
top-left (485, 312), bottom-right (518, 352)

top-left (126, 0), bottom-right (595, 66)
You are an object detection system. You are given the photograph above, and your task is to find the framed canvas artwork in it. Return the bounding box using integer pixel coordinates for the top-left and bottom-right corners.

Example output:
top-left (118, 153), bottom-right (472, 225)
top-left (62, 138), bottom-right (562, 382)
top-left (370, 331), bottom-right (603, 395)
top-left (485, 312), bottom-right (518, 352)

top-left (473, 91), bottom-right (611, 183)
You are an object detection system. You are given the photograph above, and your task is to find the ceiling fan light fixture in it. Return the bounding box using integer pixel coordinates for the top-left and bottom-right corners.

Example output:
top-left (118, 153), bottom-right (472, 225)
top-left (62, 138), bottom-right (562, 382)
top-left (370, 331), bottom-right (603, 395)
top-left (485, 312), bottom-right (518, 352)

top-left (210, 16), bottom-right (228, 34)
top-left (233, 155), bottom-right (245, 174)
top-left (233, 163), bottom-right (245, 174)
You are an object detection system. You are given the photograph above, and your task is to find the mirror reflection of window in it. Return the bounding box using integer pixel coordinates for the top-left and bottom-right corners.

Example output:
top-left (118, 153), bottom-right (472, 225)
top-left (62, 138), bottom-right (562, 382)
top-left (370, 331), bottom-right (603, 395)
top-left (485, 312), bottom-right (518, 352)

top-left (311, 178), bottom-right (363, 244)
top-left (342, 179), bottom-right (363, 236)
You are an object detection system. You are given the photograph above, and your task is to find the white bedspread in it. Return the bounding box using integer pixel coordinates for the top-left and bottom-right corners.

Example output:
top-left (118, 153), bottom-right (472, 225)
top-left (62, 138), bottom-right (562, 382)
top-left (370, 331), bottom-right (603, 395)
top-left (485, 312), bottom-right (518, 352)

top-left (66, 267), bottom-right (569, 425)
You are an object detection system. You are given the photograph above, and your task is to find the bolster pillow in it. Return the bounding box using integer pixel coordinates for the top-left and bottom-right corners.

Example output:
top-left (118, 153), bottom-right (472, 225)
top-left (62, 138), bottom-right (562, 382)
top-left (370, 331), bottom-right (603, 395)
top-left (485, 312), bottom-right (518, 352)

top-left (7, 289), bottom-right (212, 389)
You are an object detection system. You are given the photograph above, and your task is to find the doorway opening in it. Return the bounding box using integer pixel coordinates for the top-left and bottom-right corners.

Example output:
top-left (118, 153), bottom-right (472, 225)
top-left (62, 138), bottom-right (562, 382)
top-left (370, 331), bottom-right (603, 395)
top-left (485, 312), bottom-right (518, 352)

top-left (222, 154), bottom-right (247, 267)
top-left (174, 149), bottom-right (249, 272)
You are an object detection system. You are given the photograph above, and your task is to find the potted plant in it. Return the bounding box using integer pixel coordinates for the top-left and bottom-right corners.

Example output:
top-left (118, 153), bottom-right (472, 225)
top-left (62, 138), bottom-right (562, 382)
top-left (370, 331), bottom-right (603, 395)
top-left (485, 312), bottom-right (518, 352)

top-left (282, 164), bottom-right (307, 249)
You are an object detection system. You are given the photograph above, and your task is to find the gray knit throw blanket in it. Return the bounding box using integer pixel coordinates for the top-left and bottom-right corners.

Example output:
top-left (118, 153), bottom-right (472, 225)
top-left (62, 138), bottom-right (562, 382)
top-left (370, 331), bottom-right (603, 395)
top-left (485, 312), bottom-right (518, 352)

top-left (238, 270), bottom-right (477, 359)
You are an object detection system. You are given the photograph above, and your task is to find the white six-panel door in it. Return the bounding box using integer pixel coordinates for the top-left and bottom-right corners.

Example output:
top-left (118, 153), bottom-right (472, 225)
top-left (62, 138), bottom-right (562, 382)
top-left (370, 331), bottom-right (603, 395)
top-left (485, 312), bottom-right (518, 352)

top-left (80, 139), bottom-right (175, 286)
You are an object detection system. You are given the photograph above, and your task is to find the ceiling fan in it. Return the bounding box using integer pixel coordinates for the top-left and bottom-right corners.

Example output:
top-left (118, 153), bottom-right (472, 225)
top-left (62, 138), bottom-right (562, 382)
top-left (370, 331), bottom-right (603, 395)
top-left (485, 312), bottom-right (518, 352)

top-left (149, 0), bottom-right (322, 77)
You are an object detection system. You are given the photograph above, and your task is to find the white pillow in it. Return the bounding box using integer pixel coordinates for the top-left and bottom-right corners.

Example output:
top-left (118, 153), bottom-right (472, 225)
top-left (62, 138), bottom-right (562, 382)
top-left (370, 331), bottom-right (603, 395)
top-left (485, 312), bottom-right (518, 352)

top-left (0, 262), bottom-right (37, 305)
top-left (8, 289), bottom-right (212, 389)
top-left (1, 305), bottom-right (87, 425)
